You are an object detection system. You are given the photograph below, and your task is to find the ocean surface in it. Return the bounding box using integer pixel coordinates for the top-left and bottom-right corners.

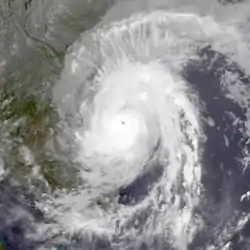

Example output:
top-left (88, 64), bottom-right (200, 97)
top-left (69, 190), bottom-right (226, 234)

top-left (1, 0), bottom-right (250, 249)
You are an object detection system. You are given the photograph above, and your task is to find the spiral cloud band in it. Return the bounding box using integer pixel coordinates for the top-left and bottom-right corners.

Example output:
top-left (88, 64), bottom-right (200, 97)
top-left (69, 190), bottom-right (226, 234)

top-left (52, 10), bottom-right (250, 250)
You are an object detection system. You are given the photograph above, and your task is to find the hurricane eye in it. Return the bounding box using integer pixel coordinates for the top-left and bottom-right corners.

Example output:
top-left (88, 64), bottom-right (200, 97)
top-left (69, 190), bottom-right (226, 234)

top-left (51, 6), bottom-right (250, 250)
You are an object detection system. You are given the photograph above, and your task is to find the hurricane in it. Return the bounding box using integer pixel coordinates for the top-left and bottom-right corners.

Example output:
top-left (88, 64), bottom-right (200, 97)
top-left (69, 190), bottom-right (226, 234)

top-left (1, 0), bottom-right (250, 250)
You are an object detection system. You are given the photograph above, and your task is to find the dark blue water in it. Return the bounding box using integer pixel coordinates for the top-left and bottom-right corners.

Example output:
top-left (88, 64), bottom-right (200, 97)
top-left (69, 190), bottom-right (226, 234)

top-left (1, 33), bottom-right (250, 250)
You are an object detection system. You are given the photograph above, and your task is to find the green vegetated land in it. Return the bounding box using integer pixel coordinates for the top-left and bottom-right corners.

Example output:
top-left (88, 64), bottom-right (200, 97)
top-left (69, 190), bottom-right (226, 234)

top-left (0, 0), bottom-right (114, 196)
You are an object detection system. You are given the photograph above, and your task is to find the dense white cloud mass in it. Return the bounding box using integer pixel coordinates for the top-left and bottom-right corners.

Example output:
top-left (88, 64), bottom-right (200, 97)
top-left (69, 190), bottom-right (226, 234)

top-left (51, 6), bottom-right (250, 249)
top-left (1, 0), bottom-right (250, 250)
